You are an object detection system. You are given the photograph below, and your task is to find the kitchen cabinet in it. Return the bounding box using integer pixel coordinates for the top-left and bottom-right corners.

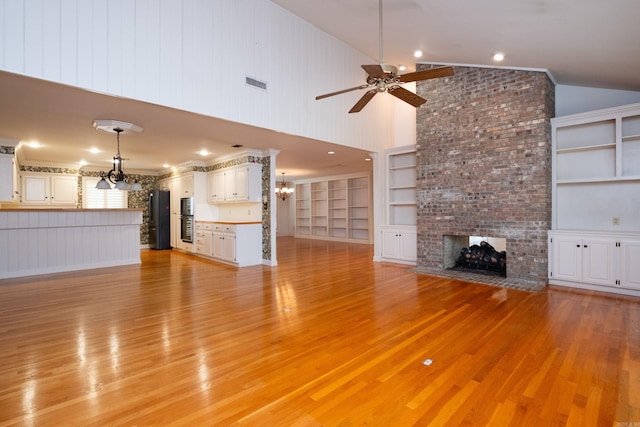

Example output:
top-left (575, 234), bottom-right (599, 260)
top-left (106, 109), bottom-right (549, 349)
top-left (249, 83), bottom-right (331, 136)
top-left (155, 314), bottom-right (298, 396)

top-left (195, 222), bottom-right (213, 256)
top-left (549, 231), bottom-right (640, 295)
top-left (380, 225), bottom-right (417, 264)
top-left (207, 163), bottom-right (261, 203)
top-left (211, 223), bottom-right (261, 266)
top-left (0, 154), bottom-right (18, 202)
top-left (213, 225), bottom-right (236, 263)
top-left (207, 170), bottom-right (226, 203)
top-left (20, 173), bottom-right (77, 205)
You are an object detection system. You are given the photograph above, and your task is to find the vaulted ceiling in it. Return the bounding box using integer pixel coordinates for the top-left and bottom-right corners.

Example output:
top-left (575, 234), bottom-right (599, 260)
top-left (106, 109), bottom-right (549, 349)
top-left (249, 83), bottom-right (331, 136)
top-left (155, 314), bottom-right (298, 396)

top-left (1, 0), bottom-right (639, 180)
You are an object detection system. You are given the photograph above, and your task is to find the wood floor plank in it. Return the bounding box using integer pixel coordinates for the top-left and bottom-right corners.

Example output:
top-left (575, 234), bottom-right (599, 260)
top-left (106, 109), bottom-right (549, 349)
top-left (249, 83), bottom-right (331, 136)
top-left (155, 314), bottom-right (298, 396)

top-left (0, 236), bottom-right (639, 426)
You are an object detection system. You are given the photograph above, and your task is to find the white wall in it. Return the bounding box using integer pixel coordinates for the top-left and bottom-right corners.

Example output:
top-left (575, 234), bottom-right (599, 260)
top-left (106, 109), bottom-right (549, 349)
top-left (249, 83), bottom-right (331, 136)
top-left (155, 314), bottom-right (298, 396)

top-left (556, 85), bottom-right (640, 116)
top-left (0, 0), bottom-right (394, 155)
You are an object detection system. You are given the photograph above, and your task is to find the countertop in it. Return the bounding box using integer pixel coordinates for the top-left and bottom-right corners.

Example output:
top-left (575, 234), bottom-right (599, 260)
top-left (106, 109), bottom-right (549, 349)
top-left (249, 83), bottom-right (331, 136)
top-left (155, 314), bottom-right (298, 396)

top-left (196, 220), bottom-right (262, 225)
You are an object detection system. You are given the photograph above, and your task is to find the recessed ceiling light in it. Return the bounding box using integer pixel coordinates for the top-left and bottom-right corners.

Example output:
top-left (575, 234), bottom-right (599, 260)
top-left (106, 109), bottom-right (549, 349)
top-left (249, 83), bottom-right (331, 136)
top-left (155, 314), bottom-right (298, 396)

top-left (327, 151), bottom-right (335, 155)
top-left (27, 141), bottom-right (41, 148)
top-left (413, 50), bottom-right (423, 58)
top-left (365, 158), bottom-right (371, 161)
top-left (89, 147), bottom-right (100, 154)
top-left (398, 65), bottom-right (407, 71)
top-left (163, 163), bottom-right (170, 168)
top-left (493, 52), bottom-right (505, 62)
top-left (79, 160), bottom-right (87, 166)
top-left (199, 149), bottom-right (209, 156)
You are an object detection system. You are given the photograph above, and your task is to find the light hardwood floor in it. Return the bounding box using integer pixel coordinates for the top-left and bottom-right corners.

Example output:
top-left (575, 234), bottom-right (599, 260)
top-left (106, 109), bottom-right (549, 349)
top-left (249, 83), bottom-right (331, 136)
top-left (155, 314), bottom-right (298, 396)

top-left (0, 237), bottom-right (638, 426)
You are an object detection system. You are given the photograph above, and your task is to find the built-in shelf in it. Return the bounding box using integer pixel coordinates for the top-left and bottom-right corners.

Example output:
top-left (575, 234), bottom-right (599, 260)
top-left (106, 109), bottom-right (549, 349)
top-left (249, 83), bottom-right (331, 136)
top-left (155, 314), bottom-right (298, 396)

top-left (295, 174), bottom-right (371, 243)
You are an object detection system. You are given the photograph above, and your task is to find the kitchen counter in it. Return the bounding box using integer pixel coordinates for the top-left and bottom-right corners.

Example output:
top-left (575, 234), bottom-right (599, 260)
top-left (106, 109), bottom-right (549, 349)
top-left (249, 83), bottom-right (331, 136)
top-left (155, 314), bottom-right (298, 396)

top-left (197, 220), bottom-right (262, 225)
top-left (0, 209), bottom-right (143, 279)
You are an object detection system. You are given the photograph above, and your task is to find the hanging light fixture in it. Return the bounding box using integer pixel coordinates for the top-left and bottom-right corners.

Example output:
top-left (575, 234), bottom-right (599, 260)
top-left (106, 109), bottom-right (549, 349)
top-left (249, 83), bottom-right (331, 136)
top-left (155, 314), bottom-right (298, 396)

top-left (94, 120), bottom-right (143, 191)
top-left (275, 172), bottom-right (294, 201)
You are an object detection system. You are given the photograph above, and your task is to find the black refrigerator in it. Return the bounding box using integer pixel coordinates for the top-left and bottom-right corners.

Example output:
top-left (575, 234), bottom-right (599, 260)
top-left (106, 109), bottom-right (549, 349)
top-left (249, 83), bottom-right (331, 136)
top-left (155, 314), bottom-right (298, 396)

top-left (149, 190), bottom-right (171, 250)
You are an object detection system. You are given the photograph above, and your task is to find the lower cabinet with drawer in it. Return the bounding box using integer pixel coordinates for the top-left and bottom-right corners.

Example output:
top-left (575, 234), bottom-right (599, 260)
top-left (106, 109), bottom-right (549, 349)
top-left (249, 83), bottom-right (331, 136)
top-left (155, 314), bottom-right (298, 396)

top-left (195, 222), bottom-right (262, 267)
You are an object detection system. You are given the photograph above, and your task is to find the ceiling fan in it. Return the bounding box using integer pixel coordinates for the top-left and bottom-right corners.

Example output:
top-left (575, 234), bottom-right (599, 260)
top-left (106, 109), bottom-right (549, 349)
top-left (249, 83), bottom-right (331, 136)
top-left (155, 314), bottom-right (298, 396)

top-left (315, 0), bottom-right (454, 113)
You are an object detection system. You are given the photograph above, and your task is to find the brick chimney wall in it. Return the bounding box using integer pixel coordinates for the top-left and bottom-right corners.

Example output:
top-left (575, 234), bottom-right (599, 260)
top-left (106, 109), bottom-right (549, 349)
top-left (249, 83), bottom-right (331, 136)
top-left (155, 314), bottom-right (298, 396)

top-left (415, 65), bottom-right (555, 289)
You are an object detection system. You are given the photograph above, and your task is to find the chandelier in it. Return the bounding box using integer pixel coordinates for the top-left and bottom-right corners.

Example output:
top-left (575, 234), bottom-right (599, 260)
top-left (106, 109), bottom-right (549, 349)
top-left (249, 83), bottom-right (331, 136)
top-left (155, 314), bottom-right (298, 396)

top-left (275, 172), bottom-right (294, 201)
top-left (95, 121), bottom-right (142, 191)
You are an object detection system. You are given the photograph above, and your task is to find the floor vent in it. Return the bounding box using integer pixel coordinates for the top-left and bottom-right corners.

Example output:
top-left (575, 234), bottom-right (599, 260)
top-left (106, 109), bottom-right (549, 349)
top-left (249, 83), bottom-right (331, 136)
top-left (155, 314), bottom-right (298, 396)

top-left (245, 77), bottom-right (267, 90)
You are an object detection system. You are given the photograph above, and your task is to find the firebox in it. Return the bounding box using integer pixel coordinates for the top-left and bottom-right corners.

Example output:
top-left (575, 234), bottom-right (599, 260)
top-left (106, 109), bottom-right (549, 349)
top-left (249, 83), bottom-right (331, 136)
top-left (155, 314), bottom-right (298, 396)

top-left (443, 235), bottom-right (507, 277)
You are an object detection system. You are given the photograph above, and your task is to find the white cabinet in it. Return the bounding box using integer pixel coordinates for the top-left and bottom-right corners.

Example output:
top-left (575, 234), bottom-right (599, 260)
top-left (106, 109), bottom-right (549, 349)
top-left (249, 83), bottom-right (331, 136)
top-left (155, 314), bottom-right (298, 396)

top-left (21, 173), bottom-right (77, 205)
top-left (210, 223), bottom-right (261, 267)
top-left (549, 231), bottom-right (640, 295)
top-left (195, 222), bottom-right (213, 256)
top-left (294, 173), bottom-right (371, 243)
top-left (550, 234), bottom-right (616, 286)
top-left (620, 240), bottom-right (640, 290)
top-left (207, 170), bottom-right (226, 203)
top-left (0, 154), bottom-right (18, 202)
top-left (380, 226), bottom-right (417, 264)
top-left (206, 163), bottom-right (261, 203)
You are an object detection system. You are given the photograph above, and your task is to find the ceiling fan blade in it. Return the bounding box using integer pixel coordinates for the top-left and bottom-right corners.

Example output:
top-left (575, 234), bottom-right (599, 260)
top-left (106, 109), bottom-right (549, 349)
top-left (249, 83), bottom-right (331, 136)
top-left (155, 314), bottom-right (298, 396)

top-left (316, 84), bottom-right (370, 100)
top-left (397, 66), bottom-right (454, 83)
top-left (361, 64), bottom-right (386, 78)
top-left (349, 89), bottom-right (378, 113)
top-left (387, 86), bottom-right (428, 108)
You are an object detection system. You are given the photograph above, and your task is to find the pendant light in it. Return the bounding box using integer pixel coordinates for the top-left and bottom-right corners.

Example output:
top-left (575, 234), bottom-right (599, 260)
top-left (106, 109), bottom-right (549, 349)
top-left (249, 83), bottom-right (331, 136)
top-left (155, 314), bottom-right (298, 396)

top-left (94, 120), bottom-right (143, 191)
top-left (275, 172), bottom-right (294, 201)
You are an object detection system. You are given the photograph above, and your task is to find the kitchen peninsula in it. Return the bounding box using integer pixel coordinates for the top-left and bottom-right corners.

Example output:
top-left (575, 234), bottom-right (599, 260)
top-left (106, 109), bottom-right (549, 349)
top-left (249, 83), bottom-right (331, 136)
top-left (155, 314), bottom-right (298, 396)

top-left (0, 208), bottom-right (143, 279)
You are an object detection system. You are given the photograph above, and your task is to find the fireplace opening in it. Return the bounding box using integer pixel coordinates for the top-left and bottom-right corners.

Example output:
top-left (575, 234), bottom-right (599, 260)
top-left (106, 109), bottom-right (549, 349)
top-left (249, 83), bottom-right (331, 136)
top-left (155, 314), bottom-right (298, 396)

top-left (443, 235), bottom-right (507, 277)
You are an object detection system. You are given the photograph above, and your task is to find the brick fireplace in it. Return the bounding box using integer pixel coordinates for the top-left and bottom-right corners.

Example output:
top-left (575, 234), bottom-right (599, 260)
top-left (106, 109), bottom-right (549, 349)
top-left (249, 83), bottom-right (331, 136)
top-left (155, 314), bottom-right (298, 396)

top-left (414, 65), bottom-right (555, 291)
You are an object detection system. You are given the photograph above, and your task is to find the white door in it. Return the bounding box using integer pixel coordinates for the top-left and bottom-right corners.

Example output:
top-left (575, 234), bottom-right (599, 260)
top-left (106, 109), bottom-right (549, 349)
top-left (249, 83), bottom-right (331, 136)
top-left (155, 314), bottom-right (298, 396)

top-left (223, 234), bottom-right (236, 262)
top-left (398, 230), bottom-right (417, 262)
top-left (234, 167), bottom-right (249, 201)
top-left (22, 175), bottom-right (49, 203)
top-left (381, 229), bottom-right (400, 259)
top-left (621, 240), bottom-right (640, 290)
top-left (50, 175), bottom-right (77, 205)
top-left (552, 236), bottom-right (583, 282)
top-left (213, 232), bottom-right (225, 259)
top-left (581, 238), bottom-right (616, 286)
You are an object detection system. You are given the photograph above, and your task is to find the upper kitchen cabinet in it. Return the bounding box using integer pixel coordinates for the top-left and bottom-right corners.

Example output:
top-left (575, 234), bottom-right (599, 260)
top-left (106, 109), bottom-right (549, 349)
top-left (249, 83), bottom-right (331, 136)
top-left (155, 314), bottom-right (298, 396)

top-left (20, 173), bottom-right (77, 205)
top-left (207, 163), bottom-right (261, 203)
top-left (0, 154), bottom-right (18, 203)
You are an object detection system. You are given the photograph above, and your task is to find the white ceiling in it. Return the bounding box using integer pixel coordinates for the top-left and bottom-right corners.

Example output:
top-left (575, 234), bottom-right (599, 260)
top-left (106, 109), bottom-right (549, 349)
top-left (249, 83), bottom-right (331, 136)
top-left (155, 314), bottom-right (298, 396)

top-left (2, 0), bottom-right (639, 181)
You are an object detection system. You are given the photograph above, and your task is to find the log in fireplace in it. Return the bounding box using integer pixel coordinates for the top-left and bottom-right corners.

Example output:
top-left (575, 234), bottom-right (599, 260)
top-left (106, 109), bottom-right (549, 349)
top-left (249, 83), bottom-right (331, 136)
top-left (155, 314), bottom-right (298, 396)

top-left (454, 241), bottom-right (507, 277)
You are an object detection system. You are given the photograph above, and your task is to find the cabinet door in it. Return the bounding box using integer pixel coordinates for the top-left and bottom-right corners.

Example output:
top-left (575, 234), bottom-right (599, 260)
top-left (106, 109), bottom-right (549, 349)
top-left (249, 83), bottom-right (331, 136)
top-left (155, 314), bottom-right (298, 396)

top-left (233, 167), bottom-right (249, 200)
top-left (381, 229), bottom-right (400, 259)
top-left (22, 175), bottom-right (49, 203)
top-left (621, 240), bottom-right (640, 290)
top-left (213, 232), bottom-right (225, 258)
top-left (50, 175), bottom-right (77, 204)
top-left (551, 236), bottom-right (583, 281)
top-left (581, 238), bottom-right (616, 286)
top-left (222, 234), bottom-right (236, 262)
top-left (398, 230), bottom-right (417, 262)
top-left (180, 174), bottom-right (194, 197)
top-left (207, 171), bottom-right (225, 202)
top-left (0, 155), bottom-right (13, 202)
